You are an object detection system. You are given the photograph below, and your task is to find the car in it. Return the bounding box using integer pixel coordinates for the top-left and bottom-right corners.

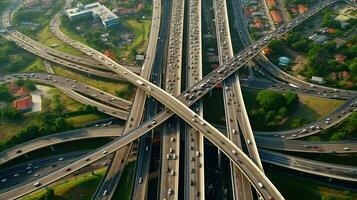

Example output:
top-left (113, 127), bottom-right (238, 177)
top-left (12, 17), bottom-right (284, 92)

top-left (102, 150), bottom-right (108, 154)
top-left (33, 182), bottom-right (41, 187)
top-left (58, 157), bottom-right (64, 161)
top-left (103, 190), bottom-right (108, 196)
top-left (258, 182), bottom-right (264, 188)
top-left (139, 177), bottom-right (143, 184)
top-left (34, 174), bottom-right (40, 177)
top-left (13, 174), bottom-right (19, 177)
top-left (16, 149), bottom-right (22, 154)
top-left (1, 178), bottom-right (7, 183)
top-left (344, 147), bottom-right (350, 151)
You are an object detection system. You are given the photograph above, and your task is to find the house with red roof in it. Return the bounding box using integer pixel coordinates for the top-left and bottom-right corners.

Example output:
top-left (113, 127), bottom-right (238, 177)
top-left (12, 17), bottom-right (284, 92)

top-left (297, 4), bottom-right (308, 14)
top-left (270, 10), bottom-right (281, 24)
top-left (12, 95), bottom-right (33, 112)
top-left (13, 87), bottom-right (30, 98)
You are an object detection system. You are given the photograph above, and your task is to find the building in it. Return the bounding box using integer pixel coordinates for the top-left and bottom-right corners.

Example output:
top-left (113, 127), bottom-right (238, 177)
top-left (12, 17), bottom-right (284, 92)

top-left (65, 2), bottom-right (118, 29)
top-left (278, 56), bottom-right (290, 66)
top-left (13, 87), bottom-right (30, 98)
top-left (270, 10), bottom-right (281, 24)
top-left (297, 4), bottom-right (308, 14)
top-left (12, 96), bottom-right (33, 112)
top-left (311, 76), bottom-right (325, 84)
top-left (309, 34), bottom-right (328, 44)
top-left (135, 55), bottom-right (145, 61)
top-left (335, 53), bottom-right (347, 64)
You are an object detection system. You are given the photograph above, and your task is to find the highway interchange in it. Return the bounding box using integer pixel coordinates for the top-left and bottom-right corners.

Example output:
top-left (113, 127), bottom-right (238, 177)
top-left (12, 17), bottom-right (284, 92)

top-left (0, 0), bottom-right (357, 199)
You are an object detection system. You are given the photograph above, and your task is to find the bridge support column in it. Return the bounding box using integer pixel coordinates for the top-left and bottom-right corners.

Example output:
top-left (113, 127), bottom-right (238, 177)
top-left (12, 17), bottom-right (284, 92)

top-left (217, 149), bottom-right (221, 169)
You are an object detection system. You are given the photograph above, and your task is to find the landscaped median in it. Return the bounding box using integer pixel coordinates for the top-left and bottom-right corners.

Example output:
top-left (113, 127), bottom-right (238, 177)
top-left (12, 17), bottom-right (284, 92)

top-left (21, 161), bottom-right (137, 200)
top-left (21, 168), bottom-right (107, 200)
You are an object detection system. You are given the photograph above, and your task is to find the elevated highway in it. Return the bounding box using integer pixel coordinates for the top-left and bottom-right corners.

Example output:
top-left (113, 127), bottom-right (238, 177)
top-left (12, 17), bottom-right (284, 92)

top-left (213, 0), bottom-right (257, 199)
top-left (90, 0), bottom-right (162, 198)
top-left (0, 73), bottom-right (130, 120)
top-left (260, 149), bottom-right (357, 182)
top-left (159, 0), bottom-right (184, 198)
top-left (0, 1), bottom-right (341, 199)
top-left (2, 126), bottom-right (357, 193)
top-left (184, 0), bottom-right (205, 198)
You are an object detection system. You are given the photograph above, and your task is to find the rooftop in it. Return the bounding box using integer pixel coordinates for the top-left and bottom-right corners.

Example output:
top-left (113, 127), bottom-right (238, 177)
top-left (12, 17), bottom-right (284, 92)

top-left (65, 2), bottom-right (118, 26)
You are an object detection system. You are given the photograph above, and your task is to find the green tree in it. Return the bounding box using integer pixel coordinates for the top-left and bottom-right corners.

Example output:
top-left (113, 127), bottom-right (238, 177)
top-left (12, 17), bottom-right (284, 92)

top-left (268, 39), bottom-right (284, 55)
top-left (330, 132), bottom-right (346, 141)
top-left (284, 92), bottom-right (298, 107)
top-left (0, 106), bottom-right (22, 121)
top-left (39, 188), bottom-right (55, 200)
top-left (55, 117), bottom-right (72, 131)
top-left (15, 79), bottom-right (36, 91)
top-left (256, 90), bottom-right (286, 111)
top-left (0, 84), bottom-right (13, 103)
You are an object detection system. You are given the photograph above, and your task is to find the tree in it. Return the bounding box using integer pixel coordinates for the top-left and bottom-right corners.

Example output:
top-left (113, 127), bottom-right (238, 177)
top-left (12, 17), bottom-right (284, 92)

top-left (291, 39), bottom-right (310, 52)
top-left (349, 62), bottom-right (357, 76)
top-left (268, 39), bottom-right (284, 55)
top-left (256, 90), bottom-right (286, 111)
top-left (15, 79), bottom-right (36, 91)
top-left (0, 84), bottom-right (13, 103)
top-left (40, 188), bottom-right (55, 200)
top-left (330, 132), bottom-right (346, 141)
top-left (53, 94), bottom-right (64, 113)
top-left (284, 92), bottom-right (298, 107)
top-left (286, 32), bottom-right (302, 46)
top-left (278, 107), bottom-right (288, 116)
top-left (55, 117), bottom-right (72, 131)
top-left (0, 106), bottom-right (22, 121)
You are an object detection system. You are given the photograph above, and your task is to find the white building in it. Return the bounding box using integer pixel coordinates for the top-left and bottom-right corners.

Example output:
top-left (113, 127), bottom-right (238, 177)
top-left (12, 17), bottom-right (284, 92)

top-left (311, 76), bottom-right (325, 84)
top-left (65, 2), bottom-right (118, 29)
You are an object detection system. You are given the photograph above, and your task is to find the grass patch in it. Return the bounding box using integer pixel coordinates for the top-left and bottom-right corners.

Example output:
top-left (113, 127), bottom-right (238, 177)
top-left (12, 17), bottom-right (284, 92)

top-left (241, 88), bottom-right (346, 130)
top-left (113, 161), bottom-right (136, 200)
top-left (36, 25), bottom-right (83, 56)
top-left (121, 19), bottom-right (151, 56)
top-left (267, 169), bottom-right (357, 200)
top-left (59, 21), bottom-right (87, 44)
top-left (116, 19), bottom-right (151, 62)
top-left (66, 114), bottom-right (105, 127)
top-left (282, 95), bottom-right (345, 129)
top-left (52, 65), bottom-right (132, 98)
top-left (47, 88), bottom-right (83, 112)
top-left (0, 117), bottom-right (33, 140)
top-left (21, 168), bottom-right (106, 200)
top-left (22, 58), bottom-right (46, 73)
top-left (295, 95), bottom-right (345, 120)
